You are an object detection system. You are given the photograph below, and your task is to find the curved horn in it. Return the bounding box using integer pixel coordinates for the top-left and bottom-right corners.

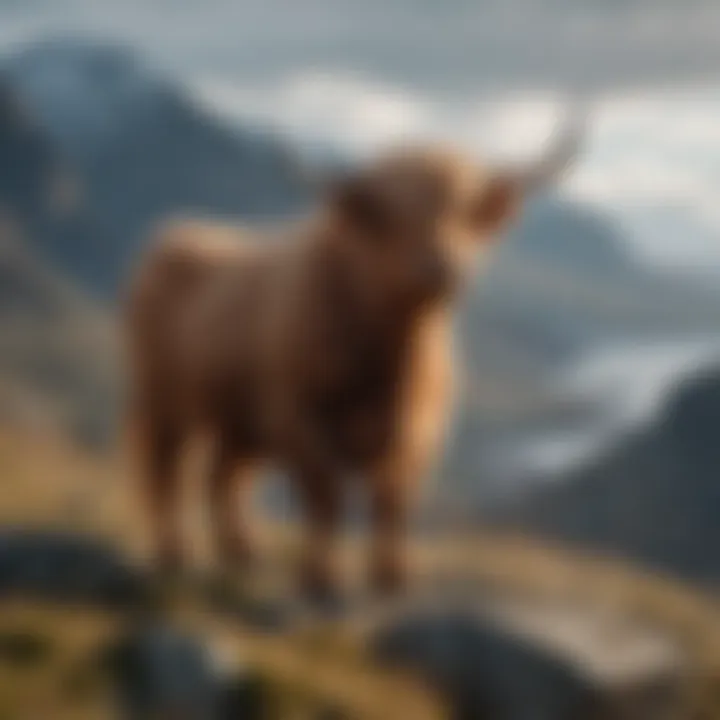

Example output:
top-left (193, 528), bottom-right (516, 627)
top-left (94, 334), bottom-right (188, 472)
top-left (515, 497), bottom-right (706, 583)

top-left (515, 106), bottom-right (586, 192)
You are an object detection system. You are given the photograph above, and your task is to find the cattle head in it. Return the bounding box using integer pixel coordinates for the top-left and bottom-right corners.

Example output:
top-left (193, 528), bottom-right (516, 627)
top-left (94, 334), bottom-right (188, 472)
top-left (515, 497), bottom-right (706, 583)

top-left (322, 114), bottom-right (583, 311)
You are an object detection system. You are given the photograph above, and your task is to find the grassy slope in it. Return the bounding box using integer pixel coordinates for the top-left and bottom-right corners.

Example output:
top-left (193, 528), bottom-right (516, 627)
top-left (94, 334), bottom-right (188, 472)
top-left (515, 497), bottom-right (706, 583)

top-left (0, 431), bottom-right (717, 719)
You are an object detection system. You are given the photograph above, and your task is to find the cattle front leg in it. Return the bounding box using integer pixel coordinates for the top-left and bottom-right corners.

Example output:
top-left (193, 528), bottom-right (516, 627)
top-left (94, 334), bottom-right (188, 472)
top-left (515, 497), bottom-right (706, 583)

top-left (367, 424), bottom-right (442, 595)
top-left (368, 464), bottom-right (413, 596)
top-left (208, 444), bottom-right (257, 569)
top-left (295, 472), bottom-right (344, 603)
top-left (272, 406), bottom-right (348, 602)
top-left (368, 372), bottom-right (450, 595)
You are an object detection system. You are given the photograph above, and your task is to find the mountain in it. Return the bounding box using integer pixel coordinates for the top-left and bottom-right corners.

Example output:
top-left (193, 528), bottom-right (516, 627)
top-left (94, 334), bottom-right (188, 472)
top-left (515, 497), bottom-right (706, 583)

top-left (490, 366), bottom-right (720, 584)
top-left (483, 198), bottom-right (720, 346)
top-left (0, 76), bottom-right (78, 231)
top-left (503, 196), bottom-right (632, 280)
top-left (0, 77), bottom-right (115, 443)
top-left (3, 39), bottom-right (305, 297)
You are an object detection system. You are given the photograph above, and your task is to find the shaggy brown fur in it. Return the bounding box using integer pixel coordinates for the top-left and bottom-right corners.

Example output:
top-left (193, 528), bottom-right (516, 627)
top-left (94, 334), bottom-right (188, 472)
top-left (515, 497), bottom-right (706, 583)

top-left (126, 136), bottom-right (577, 596)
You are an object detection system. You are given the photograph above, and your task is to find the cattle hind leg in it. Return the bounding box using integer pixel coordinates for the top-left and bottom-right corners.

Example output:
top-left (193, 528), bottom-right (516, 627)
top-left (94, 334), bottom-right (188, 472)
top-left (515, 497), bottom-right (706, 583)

top-left (207, 440), bottom-right (258, 569)
top-left (136, 417), bottom-right (185, 573)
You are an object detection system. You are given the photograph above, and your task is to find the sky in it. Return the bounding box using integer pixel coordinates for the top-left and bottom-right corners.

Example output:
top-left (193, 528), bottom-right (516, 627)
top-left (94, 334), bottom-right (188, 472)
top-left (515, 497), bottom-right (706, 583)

top-left (1, 0), bottom-right (720, 269)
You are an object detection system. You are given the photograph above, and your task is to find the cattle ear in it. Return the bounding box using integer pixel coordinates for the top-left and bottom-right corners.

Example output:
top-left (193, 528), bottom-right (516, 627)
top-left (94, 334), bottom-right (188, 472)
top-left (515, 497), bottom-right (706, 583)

top-left (471, 174), bottom-right (521, 237)
top-left (330, 175), bottom-right (389, 234)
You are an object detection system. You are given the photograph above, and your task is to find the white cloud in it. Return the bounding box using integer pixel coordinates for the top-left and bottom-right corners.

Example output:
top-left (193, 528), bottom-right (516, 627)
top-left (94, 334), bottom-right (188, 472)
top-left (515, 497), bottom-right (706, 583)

top-left (562, 90), bottom-right (720, 266)
top-left (193, 73), bottom-right (567, 159)
top-left (196, 73), bottom-right (433, 157)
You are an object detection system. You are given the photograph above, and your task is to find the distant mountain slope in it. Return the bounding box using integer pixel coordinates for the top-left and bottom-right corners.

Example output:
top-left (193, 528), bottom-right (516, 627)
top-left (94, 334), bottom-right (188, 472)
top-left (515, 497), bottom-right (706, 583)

top-left (491, 366), bottom-right (720, 584)
top-left (484, 198), bottom-right (720, 342)
top-left (0, 218), bottom-right (115, 442)
top-left (502, 196), bottom-right (632, 280)
top-left (4, 40), bottom-right (304, 296)
top-left (0, 77), bottom-right (115, 442)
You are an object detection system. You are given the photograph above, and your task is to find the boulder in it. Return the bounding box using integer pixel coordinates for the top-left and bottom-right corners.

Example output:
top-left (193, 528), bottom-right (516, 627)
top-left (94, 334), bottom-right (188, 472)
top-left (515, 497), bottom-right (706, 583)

top-left (108, 622), bottom-right (264, 720)
top-left (371, 598), bottom-right (683, 720)
top-left (0, 529), bottom-right (144, 607)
